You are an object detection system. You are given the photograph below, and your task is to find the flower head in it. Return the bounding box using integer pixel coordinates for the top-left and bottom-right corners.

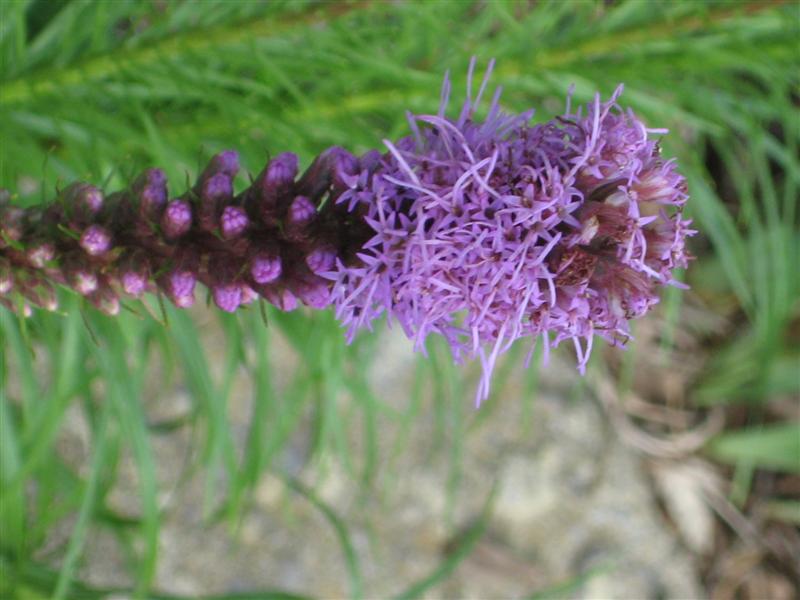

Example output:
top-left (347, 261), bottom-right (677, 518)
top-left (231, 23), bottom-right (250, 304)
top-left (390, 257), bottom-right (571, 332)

top-left (329, 59), bottom-right (694, 404)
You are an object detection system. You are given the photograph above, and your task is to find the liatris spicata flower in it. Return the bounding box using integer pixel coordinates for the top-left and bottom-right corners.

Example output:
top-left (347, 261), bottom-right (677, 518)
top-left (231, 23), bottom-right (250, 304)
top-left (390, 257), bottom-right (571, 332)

top-left (0, 60), bottom-right (693, 403)
top-left (328, 59), bottom-right (694, 403)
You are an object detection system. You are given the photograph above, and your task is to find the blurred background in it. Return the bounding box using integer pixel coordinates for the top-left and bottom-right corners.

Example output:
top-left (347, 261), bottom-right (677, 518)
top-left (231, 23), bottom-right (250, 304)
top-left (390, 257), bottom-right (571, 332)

top-left (1, 1), bottom-right (798, 598)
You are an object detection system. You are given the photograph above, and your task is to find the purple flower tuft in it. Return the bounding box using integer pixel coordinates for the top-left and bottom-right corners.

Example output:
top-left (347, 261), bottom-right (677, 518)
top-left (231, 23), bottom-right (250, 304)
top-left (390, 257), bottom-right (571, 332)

top-left (330, 59), bottom-right (694, 404)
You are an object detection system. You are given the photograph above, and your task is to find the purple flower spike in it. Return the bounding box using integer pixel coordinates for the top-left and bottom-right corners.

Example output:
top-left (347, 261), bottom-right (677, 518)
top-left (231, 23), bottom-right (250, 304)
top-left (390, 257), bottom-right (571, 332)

top-left (165, 269), bottom-right (196, 308)
top-left (306, 246), bottom-right (336, 275)
top-left (250, 252), bottom-right (282, 284)
top-left (1, 60), bottom-right (692, 405)
top-left (80, 225), bottom-right (111, 257)
top-left (162, 199), bottom-right (192, 238)
top-left (220, 205), bottom-right (249, 239)
top-left (213, 283), bottom-right (242, 313)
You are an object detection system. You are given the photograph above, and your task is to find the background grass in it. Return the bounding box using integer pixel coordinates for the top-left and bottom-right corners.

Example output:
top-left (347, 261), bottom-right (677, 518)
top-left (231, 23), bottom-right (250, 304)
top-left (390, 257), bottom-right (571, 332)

top-left (1, 0), bottom-right (799, 598)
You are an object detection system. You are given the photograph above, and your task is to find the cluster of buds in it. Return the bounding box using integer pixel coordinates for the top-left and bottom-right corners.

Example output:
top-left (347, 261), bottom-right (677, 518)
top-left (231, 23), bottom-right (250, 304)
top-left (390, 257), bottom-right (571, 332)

top-left (1, 148), bottom-right (371, 316)
top-left (1, 60), bottom-right (693, 400)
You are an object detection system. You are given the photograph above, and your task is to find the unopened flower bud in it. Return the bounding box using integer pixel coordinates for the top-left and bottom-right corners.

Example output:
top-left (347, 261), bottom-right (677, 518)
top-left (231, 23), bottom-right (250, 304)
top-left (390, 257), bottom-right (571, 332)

top-left (240, 284), bottom-right (258, 305)
top-left (27, 242), bottom-right (55, 268)
top-left (261, 286), bottom-right (297, 312)
top-left (117, 251), bottom-right (149, 297)
top-left (1, 206), bottom-right (25, 246)
top-left (0, 258), bottom-right (12, 294)
top-left (162, 200), bottom-right (192, 239)
top-left (133, 168), bottom-right (168, 220)
top-left (200, 150), bottom-right (239, 182)
top-left (27, 277), bottom-right (58, 311)
top-left (198, 173), bottom-right (233, 231)
top-left (220, 205), bottom-right (249, 239)
top-left (250, 252), bottom-right (282, 284)
top-left (121, 270), bottom-right (147, 297)
top-left (62, 183), bottom-right (103, 224)
top-left (292, 276), bottom-right (331, 309)
top-left (164, 269), bottom-right (196, 308)
top-left (80, 225), bottom-right (112, 257)
top-left (250, 152), bottom-right (298, 222)
top-left (285, 196), bottom-right (315, 240)
top-left (306, 246), bottom-right (336, 275)
top-left (213, 283), bottom-right (242, 313)
top-left (66, 263), bottom-right (98, 296)
top-left (89, 284), bottom-right (120, 316)
top-left (298, 146), bottom-right (358, 199)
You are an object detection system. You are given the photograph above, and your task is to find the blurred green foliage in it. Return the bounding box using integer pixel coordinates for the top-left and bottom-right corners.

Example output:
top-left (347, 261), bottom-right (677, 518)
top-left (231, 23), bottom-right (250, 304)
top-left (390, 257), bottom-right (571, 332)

top-left (1, 0), bottom-right (798, 597)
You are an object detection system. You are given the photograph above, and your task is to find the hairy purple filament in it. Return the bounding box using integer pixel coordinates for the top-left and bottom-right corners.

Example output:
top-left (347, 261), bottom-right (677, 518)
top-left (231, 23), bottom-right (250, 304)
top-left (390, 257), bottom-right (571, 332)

top-left (328, 59), bottom-right (694, 404)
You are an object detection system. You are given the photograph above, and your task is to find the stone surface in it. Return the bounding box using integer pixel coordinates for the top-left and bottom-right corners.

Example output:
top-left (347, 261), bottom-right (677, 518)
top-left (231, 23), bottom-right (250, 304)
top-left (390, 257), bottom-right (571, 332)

top-left (55, 319), bottom-right (702, 598)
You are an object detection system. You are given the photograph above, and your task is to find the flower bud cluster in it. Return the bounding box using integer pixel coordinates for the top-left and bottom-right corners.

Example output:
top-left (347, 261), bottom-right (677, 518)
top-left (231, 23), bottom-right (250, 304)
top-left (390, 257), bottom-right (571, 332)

top-left (0, 148), bottom-right (369, 315)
